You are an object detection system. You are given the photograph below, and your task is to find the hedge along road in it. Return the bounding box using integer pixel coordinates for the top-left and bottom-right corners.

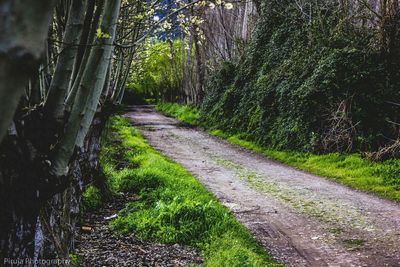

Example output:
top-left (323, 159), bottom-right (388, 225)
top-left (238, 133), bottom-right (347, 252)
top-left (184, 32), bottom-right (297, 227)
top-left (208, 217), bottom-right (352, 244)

top-left (124, 105), bottom-right (400, 267)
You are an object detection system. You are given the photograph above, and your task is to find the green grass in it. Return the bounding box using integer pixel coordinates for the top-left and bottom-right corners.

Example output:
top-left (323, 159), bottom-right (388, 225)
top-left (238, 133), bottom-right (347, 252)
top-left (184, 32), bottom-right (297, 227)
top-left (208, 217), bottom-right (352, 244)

top-left (100, 116), bottom-right (280, 267)
top-left (69, 253), bottom-right (81, 266)
top-left (156, 103), bottom-right (400, 203)
top-left (156, 102), bottom-right (200, 125)
top-left (81, 185), bottom-right (103, 211)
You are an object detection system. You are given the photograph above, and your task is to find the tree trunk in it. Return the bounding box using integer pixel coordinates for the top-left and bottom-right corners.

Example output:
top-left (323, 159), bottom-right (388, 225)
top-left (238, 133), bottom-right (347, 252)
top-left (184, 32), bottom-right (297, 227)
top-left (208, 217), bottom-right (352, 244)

top-left (41, 113), bottom-right (107, 261)
top-left (193, 32), bottom-right (205, 105)
top-left (51, 0), bottom-right (121, 177)
top-left (65, 0), bottom-right (105, 113)
top-left (70, 0), bottom-right (96, 86)
top-left (0, 0), bottom-right (56, 144)
top-left (44, 0), bottom-right (87, 123)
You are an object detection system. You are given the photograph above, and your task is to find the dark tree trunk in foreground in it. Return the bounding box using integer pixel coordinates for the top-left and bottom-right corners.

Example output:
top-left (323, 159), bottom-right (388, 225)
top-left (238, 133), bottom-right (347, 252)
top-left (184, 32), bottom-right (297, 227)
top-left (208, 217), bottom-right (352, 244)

top-left (0, 0), bottom-right (56, 263)
top-left (0, 0), bottom-right (56, 145)
top-left (0, 114), bottom-right (107, 264)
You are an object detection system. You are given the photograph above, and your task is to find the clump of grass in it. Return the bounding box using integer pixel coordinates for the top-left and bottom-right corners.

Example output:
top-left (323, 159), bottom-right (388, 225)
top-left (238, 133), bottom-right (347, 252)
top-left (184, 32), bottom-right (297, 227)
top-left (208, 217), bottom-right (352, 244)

top-left (342, 238), bottom-right (365, 251)
top-left (156, 102), bottom-right (200, 125)
top-left (81, 185), bottom-right (103, 211)
top-left (157, 104), bottom-right (400, 202)
top-left (205, 233), bottom-right (269, 267)
top-left (376, 160), bottom-right (400, 190)
top-left (113, 197), bottom-right (224, 244)
top-left (102, 116), bottom-right (279, 266)
top-left (69, 253), bottom-right (81, 266)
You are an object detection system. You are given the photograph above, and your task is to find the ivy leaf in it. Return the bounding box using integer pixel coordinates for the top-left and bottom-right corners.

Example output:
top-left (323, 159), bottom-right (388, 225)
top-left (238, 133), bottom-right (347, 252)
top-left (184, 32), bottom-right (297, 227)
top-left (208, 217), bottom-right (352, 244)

top-left (96, 28), bottom-right (111, 39)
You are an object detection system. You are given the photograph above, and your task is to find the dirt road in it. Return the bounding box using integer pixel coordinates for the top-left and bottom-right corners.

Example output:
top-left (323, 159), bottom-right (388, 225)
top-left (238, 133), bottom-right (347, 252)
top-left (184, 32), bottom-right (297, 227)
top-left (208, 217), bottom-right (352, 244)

top-left (124, 105), bottom-right (400, 267)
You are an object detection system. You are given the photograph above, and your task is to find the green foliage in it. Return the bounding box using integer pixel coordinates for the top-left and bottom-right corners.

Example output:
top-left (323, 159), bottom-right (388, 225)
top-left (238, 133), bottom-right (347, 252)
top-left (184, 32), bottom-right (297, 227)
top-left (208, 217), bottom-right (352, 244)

top-left (101, 116), bottom-right (279, 266)
top-left (96, 28), bottom-right (111, 39)
top-left (375, 160), bottom-right (400, 190)
top-left (82, 185), bottom-right (103, 211)
top-left (69, 253), bottom-right (81, 266)
top-left (156, 102), bottom-right (201, 125)
top-left (127, 41), bottom-right (184, 103)
top-left (202, 0), bottom-right (400, 152)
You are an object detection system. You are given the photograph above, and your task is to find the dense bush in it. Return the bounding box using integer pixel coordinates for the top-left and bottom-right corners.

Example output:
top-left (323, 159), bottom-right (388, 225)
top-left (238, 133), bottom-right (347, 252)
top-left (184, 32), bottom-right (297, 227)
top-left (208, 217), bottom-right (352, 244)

top-left (202, 0), bottom-right (400, 152)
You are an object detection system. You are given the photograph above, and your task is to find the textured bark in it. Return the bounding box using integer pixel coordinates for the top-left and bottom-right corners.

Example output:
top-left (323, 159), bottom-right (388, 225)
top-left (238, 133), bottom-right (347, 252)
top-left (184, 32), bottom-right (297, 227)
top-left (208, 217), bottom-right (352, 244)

top-left (0, 111), bottom-right (107, 263)
top-left (0, 0), bottom-right (56, 144)
top-left (0, 1), bottom-right (122, 263)
top-left (0, 125), bottom-right (69, 263)
top-left (51, 0), bottom-right (121, 177)
top-left (71, 0), bottom-right (96, 86)
top-left (41, 114), bottom-right (106, 261)
top-left (45, 0), bottom-right (87, 122)
top-left (0, 2), bottom-right (56, 259)
top-left (65, 0), bottom-right (105, 113)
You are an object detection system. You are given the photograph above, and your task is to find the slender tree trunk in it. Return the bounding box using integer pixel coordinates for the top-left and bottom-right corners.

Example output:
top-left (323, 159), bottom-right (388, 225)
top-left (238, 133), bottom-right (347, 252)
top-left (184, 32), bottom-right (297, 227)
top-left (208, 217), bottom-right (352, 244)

top-left (102, 61), bottom-right (112, 100)
top-left (111, 54), bottom-right (125, 101)
top-left (70, 0), bottom-right (96, 86)
top-left (65, 0), bottom-right (105, 113)
top-left (44, 0), bottom-right (87, 122)
top-left (193, 32), bottom-right (205, 104)
top-left (114, 45), bottom-right (137, 104)
top-left (51, 0), bottom-right (121, 177)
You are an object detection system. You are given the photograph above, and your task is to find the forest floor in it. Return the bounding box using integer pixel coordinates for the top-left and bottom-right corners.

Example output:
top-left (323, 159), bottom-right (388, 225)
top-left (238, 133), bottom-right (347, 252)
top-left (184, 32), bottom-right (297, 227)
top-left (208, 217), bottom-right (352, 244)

top-left (124, 105), bottom-right (400, 267)
top-left (75, 192), bottom-right (203, 266)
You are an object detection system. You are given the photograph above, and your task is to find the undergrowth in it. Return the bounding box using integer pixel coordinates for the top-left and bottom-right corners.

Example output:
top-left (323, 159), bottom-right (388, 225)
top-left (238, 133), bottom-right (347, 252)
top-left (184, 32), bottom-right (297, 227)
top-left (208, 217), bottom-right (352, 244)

top-left (155, 102), bottom-right (200, 125)
top-left (201, 1), bottom-right (400, 153)
top-left (99, 116), bottom-right (279, 267)
top-left (156, 103), bottom-right (400, 202)
top-left (81, 185), bottom-right (103, 211)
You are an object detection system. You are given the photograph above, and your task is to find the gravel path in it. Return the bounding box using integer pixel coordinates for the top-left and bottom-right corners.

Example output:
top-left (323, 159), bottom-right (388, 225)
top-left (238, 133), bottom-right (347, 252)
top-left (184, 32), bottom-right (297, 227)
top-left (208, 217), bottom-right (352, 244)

top-left (124, 105), bottom-right (400, 267)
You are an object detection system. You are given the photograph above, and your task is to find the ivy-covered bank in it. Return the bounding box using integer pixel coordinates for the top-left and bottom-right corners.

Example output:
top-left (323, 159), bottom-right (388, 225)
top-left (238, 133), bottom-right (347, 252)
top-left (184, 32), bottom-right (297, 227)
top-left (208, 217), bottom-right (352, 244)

top-left (201, 1), bottom-right (400, 154)
top-left (83, 116), bottom-right (280, 267)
